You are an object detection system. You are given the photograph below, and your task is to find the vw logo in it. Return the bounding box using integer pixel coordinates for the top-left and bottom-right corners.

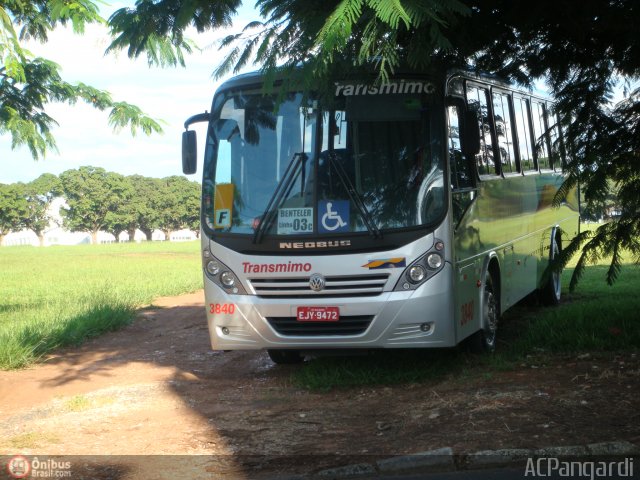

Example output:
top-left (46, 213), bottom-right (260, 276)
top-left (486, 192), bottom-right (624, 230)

top-left (309, 273), bottom-right (326, 292)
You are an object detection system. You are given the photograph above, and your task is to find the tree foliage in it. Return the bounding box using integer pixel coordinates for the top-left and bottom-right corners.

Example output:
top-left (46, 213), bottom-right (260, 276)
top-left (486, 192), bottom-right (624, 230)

top-left (0, 168), bottom-right (200, 244)
top-left (21, 173), bottom-right (61, 245)
top-left (0, 182), bottom-right (29, 242)
top-left (106, 0), bottom-right (242, 67)
top-left (126, 174), bottom-right (163, 240)
top-left (0, 0), bottom-right (163, 159)
top-left (59, 166), bottom-right (129, 244)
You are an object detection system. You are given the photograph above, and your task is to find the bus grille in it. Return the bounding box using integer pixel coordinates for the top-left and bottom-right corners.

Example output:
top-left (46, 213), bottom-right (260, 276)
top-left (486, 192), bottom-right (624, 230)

top-left (266, 316), bottom-right (374, 336)
top-left (249, 274), bottom-right (389, 298)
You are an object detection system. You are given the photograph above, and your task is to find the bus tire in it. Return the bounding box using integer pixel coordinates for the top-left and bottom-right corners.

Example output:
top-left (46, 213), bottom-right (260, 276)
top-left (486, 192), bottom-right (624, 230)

top-left (540, 235), bottom-right (562, 306)
top-left (468, 272), bottom-right (499, 353)
top-left (267, 349), bottom-right (305, 365)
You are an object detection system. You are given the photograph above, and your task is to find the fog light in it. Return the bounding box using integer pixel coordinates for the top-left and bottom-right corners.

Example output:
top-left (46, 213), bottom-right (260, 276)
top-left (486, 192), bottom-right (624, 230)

top-left (220, 271), bottom-right (235, 288)
top-left (206, 260), bottom-right (220, 275)
top-left (221, 326), bottom-right (230, 335)
top-left (420, 323), bottom-right (432, 332)
top-left (434, 241), bottom-right (444, 251)
top-left (408, 265), bottom-right (426, 283)
top-left (203, 249), bottom-right (212, 258)
top-left (426, 253), bottom-right (443, 269)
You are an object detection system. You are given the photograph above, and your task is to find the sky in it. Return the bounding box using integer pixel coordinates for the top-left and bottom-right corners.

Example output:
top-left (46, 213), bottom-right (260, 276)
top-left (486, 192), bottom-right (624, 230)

top-left (0, 2), bottom-right (259, 184)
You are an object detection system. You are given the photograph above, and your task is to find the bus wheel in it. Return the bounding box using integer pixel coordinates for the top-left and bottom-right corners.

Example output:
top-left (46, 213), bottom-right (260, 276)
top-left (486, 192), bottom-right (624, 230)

top-left (267, 349), bottom-right (305, 365)
top-left (468, 273), bottom-right (499, 353)
top-left (540, 236), bottom-right (562, 306)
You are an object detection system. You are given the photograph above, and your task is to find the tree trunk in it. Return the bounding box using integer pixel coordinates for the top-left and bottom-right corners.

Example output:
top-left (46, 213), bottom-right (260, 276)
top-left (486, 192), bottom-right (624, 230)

top-left (127, 228), bottom-right (136, 242)
top-left (163, 230), bottom-right (171, 241)
top-left (0, 233), bottom-right (5, 246)
top-left (141, 228), bottom-right (152, 241)
top-left (38, 234), bottom-right (45, 247)
top-left (91, 230), bottom-right (98, 245)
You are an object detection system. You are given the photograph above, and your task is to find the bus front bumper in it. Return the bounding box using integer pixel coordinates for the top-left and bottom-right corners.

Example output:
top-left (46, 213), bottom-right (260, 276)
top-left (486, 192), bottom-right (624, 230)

top-left (204, 264), bottom-right (456, 350)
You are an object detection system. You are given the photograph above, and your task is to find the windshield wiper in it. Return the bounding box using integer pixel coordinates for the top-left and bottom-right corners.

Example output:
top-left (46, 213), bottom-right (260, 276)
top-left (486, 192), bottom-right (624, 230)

top-left (253, 152), bottom-right (307, 244)
top-left (327, 153), bottom-right (382, 239)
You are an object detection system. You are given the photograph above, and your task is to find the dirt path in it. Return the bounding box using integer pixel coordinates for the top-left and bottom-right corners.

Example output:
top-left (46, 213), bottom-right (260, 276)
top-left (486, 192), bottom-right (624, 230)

top-left (1, 291), bottom-right (638, 478)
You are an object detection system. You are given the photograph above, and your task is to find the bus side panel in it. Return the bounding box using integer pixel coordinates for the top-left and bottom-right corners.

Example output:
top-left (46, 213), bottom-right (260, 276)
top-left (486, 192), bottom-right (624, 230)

top-left (453, 171), bottom-right (579, 321)
top-left (533, 172), bottom-right (580, 291)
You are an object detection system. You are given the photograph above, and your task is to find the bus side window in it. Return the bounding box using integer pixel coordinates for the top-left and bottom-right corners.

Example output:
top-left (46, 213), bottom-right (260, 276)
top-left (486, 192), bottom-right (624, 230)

top-left (546, 105), bottom-right (563, 171)
top-left (491, 91), bottom-right (516, 173)
top-left (513, 97), bottom-right (536, 172)
top-left (447, 105), bottom-right (474, 190)
top-left (558, 114), bottom-right (570, 171)
top-left (532, 101), bottom-right (551, 170)
top-left (466, 85), bottom-right (495, 175)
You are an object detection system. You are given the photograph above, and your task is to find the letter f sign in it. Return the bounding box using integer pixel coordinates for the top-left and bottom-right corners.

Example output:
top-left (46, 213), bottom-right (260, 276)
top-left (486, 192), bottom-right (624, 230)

top-left (215, 209), bottom-right (231, 228)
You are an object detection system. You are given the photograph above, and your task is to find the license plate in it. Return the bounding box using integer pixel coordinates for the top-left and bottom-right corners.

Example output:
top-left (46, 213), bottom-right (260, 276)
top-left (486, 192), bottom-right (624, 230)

top-left (296, 306), bottom-right (339, 322)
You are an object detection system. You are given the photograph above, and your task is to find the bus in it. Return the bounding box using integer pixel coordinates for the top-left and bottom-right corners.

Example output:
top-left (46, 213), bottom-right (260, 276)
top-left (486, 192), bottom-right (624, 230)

top-left (181, 68), bottom-right (579, 364)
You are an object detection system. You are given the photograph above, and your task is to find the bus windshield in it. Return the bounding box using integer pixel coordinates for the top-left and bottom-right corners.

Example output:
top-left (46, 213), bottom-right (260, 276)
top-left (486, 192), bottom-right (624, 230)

top-left (203, 84), bottom-right (445, 237)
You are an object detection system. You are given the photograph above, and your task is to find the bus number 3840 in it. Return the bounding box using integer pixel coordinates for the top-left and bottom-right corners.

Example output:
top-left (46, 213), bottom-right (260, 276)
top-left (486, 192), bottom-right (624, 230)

top-left (209, 303), bottom-right (236, 314)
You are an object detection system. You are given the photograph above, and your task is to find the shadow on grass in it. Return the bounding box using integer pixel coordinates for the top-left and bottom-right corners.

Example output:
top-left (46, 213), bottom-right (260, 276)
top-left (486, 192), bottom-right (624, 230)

top-left (292, 348), bottom-right (468, 391)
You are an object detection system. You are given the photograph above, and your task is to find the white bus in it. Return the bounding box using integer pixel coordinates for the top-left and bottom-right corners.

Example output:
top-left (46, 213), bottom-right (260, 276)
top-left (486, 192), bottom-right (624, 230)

top-left (182, 69), bottom-right (579, 363)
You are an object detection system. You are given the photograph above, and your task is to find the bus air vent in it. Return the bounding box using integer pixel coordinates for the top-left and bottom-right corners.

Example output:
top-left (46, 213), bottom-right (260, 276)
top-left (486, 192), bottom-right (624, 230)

top-left (249, 274), bottom-right (389, 298)
top-left (266, 316), bottom-right (374, 336)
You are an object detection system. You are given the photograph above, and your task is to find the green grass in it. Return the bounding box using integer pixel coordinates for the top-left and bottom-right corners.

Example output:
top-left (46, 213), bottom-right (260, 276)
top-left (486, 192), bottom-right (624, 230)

top-left (503, 263), bottom-right (640, 352)
top-left (293, 260), bottom-right (640, 391)
top-left (0, 241), bottom-right (201, 369)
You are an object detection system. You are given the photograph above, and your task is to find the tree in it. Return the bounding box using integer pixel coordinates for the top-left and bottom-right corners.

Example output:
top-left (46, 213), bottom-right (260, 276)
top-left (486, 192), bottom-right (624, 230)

top-left (0, 182), bottom-right (28, 244)
top-left (21, 173), bottom-right (61, 246)
top-left (581, 180), bottom-right (621, 223)
top-left (126, 175), bottom-right (163, 241)
top-left (155, 176), bottom-right (200, 240)
top-left (107, 0), bottom-right (639, 288)
top-left (1, 0), bottom-right (163, 160)
top-left (103, 176), bottom-right (136, 242)
top-left (59, 166), bottom-right (128, 244)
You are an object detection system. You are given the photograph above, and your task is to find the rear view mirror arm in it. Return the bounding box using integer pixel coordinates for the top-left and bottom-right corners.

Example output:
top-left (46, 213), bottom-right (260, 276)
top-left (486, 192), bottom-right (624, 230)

top-left (184, 112), bottom-right (210, 130)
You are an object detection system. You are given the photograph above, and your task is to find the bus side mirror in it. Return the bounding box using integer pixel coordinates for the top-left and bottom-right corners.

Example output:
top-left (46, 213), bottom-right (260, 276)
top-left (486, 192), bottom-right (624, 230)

top-left (182, 130), bottom-right (197, 175)
top-left (462, 109), bottom-right (481, 157)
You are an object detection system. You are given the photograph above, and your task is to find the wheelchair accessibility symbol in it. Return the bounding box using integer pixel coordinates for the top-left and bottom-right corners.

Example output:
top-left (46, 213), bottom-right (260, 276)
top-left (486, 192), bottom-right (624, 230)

top-left (318, 200), bottom-right (349, 233)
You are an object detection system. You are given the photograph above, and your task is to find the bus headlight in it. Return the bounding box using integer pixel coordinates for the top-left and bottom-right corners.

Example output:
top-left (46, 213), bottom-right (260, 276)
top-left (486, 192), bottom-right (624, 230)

top-left (408, 265), bottom-right (426, 283)
top-left (220, 271), bottom-right (235, 288)
top-left (426, 253), bottom-right (443, 269)
top-left (394, 239), bottom-right (446, 291)
top-left (206, 260), bottom-right (221, 275)
top-left (202, 249), bottom-right (247, 294)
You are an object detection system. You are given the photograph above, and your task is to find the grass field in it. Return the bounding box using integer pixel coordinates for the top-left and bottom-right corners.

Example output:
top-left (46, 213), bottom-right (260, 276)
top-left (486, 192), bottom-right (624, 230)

top-left (0, 241), bottom-right (201, 369)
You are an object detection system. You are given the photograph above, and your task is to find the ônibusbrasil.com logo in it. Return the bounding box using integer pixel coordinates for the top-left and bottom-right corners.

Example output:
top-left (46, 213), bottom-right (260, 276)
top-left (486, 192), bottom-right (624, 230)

top-left (6, 456), bottom-right (72, 478)
top-left (525, 457), bottom-right (634, 479)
